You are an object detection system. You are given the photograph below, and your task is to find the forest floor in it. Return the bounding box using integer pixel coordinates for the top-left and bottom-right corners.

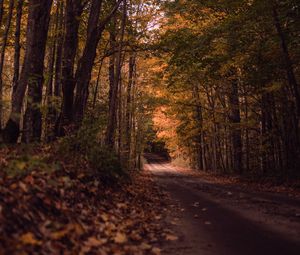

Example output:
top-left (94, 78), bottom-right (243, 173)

top-left (0, 145), bottom-right (177, 255)
top-left (1, 146), bottom-right (300, 255)
top-left (144, 154), bottom-right (300, 255)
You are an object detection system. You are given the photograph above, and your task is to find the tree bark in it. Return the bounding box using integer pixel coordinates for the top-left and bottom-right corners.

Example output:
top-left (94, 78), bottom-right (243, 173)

top-left (55, 0), bottom-right (85, 136)
top-left (105, 0), bottom-right (126, 148)
top-left (124, 53), bottom-right (136, 163)
top-left (272, 6), bottom-right (300, 119)
top-left (193, 83), bottom-right (204, 170)
top-left (229, 77), bottom-right (243, 174)
top-left (4, 0), bottom-right (53, 143)
top-left (12, 0), bottom-right (24, 94)
top-left (21, 0), bottom-right (53, 143)
top-left (54, 0), bottom-right (64, 98)
top-left (74, 0), bottom-right (123, 124)
top-left (0, 0), bottom-right (14, 128)
top-left (73, 0), bottom-right (104, 123)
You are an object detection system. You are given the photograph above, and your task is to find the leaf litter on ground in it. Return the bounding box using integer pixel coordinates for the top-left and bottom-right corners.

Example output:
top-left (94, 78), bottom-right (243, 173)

top-left (0, 145), bottom-right (177, 255)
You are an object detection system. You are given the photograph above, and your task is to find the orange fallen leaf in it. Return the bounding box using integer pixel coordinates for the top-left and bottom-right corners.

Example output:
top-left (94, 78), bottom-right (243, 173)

top-left (114, 232), bottom-right (127, 244)
top-left (165, 234), bottom-right (178, 241)
top-left (20, 232), bottom-right (42, 245)
top-left (85, 237), bottom-right (107, 247)
top-left (151, 247), bottom-right (162, 255)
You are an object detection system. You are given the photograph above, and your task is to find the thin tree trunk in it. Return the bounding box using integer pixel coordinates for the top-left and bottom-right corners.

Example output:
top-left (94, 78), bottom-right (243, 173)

top-left (272, 6), bottom-right (300, 119)
top-left (124, 52), bottom-right (136, 163)
top-left (54, 0), bottom-right (64, 97)
top-left (229, 77), bottom-right (243, 174)
top-left (193, 83), bottom-right (203, 170)
top-left (73, 0), bottom-right (104, 122)
top-left (0, 1), bottom-right (4, 28)
top-left (74, 0), bottom-right (123, 124)
top-left (106, 0), bottom-right (126, 148)
top-left (12, 0), bottom-right (24, 94)
top-left (45, 1), bottom-right (61, 141)
top-left (56, 0), bottom-right (85, 136)
top-left (0, 0), bottom-right (14, 128)
top-left (92, 60), bottom-right (104, 109)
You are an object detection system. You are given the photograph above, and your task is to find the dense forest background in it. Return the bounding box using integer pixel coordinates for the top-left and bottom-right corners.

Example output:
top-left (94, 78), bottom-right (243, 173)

top-left (0, 0), bottom-right (299, 179)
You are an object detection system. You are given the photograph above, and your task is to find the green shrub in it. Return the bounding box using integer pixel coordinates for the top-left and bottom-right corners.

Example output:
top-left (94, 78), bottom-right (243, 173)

top-left (88, 146), bottom-right (128, 183)
top-left (4, 154), bottom-right (58, 178)
top-left (59, 116), bottom-right (128, 184)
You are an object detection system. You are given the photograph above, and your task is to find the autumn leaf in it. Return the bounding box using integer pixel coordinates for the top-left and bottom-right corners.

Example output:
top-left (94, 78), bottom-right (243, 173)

top-left (152, 247), bottom-right (162, 255)
top-left (85, 237), bottom-right (107, 247)
top-left (20, 232), bottom-right (42, 245)
top-left (140, 242), bottom-right (152, 250)
top-left (165, 234), bottom-right (178, 241)
top-left (114, 232), bottom-right (127, 244)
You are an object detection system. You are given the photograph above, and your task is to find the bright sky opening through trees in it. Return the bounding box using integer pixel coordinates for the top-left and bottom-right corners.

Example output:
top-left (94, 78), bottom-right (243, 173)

top-left (0, 0), bottom-right (300, 254)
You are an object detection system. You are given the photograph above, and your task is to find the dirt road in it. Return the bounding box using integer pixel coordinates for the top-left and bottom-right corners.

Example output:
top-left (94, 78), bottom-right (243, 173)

top-left (144, 155), bottom-right (300, 255)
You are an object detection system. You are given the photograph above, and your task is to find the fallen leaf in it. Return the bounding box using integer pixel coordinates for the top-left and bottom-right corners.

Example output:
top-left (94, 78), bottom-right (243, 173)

top-left (114, 232), bottom-right (127, 244)
top-left (151, 247), bottom-right (161, 255)
top-left (165, 234), bottom-right (178, 241)
top-left (193, 202), bottom-right (200, 207)
top-left (20, 232), bottom-right (42, 245)
top-left (140, 242), bottom-right (152, 250)
top-left (19, 182), bottom-right (28, 192)
top-left (85, 237), bottom-right (107, 247)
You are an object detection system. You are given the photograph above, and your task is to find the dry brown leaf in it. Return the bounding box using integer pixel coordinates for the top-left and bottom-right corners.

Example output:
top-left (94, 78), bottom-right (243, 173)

top-left (114, 232), bottom-right (127, 244)
top-left (85, 237), bottom-right (107, 247)
top-left (20, 232), bottom-right (42, 245)
top-left (151, 247), bottom-right (162, 255)
top-left (165, 234), bottom-right (178, 241)
top-left (140, 242), bottom-right (152, 250)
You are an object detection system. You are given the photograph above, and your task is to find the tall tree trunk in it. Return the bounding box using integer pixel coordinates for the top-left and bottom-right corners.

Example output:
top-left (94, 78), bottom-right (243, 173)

top-left (45, 1), bottom-right (62, 141)
top-left (106, 0), bottom-right (126, 148)
top-left (92, 59), bottom-right (104, 109)
top-left (12, 0), bottom-right (24, 94)
top-left (54, 0), bottom-right (64, 98)
top-left (124, 52), bottom-right (136, 164)
top-left (0, 1), bottom-right (4, 28)
top-left (272, 6), bottom-right (300, 119)
top-left (3, 0), bottom-right (52, 143)
top-left (229, 77), bottom-right (243, 174)
top-left (56, 0), bottom-right (85, 136)
top-left (73, 0), bottom-right (104, 123)
top-left (0, 0), bottom-right (14, 128)
top-left (193, 83), bottom-right (203, 170)
top-left (21, 0), bottom-right (53, 143)
top-left (74, 0), bottom-right (123, 124)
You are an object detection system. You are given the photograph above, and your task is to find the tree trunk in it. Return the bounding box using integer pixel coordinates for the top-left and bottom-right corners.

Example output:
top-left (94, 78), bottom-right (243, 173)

top-left (73, 0), bottom-right (104, 123)
top-left (272, 6), bottom-right (300, 119)
top-left (193, 83), bottom-right (203, 170)
top-left (92, 58), bottom-right (104, 109)
top-left (2, 0), bottom-right (52, 143)
top-left (0, 1), bottom-right (4, 27)
top-left (124, 53), bottom-right (136, 164)
top-left (0, 0), bottom-right (14, 128)
top-left (229, 77), bottom-right (243, 174)
top-left (55, 0), bottom-right (85, 136)
top-left (54, 0), bottom-right (64, 97)
top-left (21, 0), bottom-right (53, 143)
top-left (74, 0), bottom-right (123, 124)
top-left (45, 1), bottom-right (62, 141)
top-left (12, 0), bottom-right (24, 95)
top-left (106, 0), bottom-right (126, 148)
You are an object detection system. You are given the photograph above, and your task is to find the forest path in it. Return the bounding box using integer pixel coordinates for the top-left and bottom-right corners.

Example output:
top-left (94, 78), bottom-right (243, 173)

top-left (144, 154), bottom-right (300, 255)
